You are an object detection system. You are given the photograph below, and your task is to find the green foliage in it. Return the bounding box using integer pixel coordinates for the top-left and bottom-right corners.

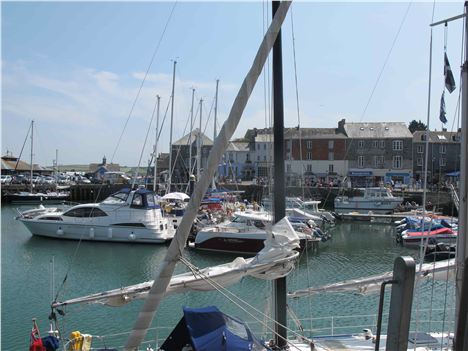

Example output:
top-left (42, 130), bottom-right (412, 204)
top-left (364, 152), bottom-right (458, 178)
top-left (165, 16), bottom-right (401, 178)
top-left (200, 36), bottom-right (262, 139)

top-left (408, 120), bottom-right (427, 133)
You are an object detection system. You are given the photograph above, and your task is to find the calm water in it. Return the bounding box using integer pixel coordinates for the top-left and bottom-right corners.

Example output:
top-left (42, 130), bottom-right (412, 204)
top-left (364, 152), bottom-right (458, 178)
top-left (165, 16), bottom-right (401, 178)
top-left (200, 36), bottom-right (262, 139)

top-left (1, 204), bottom-right (455, 350)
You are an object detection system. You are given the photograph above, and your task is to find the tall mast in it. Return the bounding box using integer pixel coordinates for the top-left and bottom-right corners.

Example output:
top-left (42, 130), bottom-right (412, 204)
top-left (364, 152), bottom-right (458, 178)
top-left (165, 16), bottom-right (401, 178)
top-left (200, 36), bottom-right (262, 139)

top-left (272, 1), bottom-right (286, 348)
top-left (55, 149), bottom-right (58, 181)
top-left (153, 95), bottom-right (161, 193)
top-left (197, 99), bottom-right (203, 180)
top-left (189, 88), bottom-right (195, 178)
top-left (167, 60), bottom-right (177, 193)
top-left (30, 120), bottom-right (34, 193)
top-left (456, 2), bottom-right (468, 340)
top-left (212, 79), bottom-right (219, 189)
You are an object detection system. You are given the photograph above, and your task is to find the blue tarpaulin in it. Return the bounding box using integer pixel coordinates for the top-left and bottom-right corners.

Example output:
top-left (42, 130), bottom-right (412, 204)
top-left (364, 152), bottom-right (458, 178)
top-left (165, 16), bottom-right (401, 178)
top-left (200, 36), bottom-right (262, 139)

top-left (160, 306), bottom-right (268, 351)
top-left (446, 171), bottom-right (460, 177)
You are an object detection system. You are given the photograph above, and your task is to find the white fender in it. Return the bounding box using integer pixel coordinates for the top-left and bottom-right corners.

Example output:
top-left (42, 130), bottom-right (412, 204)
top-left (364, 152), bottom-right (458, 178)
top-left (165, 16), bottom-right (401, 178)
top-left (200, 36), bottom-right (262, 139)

top-left (89, 228), bottom-right (95, 239)
top-left (129, 233), bottom-right (136, 240)
top-left (107, 228), bottom-right (113, 239)
top-left (56, 227), bottom-right (64, 236)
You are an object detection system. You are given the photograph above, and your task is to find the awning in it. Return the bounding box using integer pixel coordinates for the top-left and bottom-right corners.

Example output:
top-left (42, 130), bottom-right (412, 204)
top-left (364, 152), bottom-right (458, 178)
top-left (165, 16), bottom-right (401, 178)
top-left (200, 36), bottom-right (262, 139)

top-left (446, 171), bottom-right (460, 177)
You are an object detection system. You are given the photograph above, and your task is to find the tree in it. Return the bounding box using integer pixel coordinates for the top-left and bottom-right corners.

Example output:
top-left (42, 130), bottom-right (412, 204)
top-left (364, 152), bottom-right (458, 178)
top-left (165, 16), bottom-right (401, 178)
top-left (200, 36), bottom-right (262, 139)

top-left (408, 120), bottom-right (427, 133)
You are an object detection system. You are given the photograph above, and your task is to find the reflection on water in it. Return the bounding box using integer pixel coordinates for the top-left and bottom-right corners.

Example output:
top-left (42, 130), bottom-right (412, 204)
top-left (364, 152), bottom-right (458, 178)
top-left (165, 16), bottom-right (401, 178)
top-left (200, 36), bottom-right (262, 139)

top-left (1, 205), bottom-right (455, 350)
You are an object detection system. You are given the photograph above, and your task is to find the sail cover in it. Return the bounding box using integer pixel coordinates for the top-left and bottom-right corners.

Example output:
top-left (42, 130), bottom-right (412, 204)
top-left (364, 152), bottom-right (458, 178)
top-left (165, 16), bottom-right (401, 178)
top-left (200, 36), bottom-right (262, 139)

top-left (288, 259), bottom-right (455, 298)
top-left (53, 217), bottom-right (299, 308)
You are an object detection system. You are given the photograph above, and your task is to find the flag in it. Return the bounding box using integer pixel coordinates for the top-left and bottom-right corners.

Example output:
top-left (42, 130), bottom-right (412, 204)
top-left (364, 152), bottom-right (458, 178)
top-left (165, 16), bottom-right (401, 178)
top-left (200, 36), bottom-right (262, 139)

top-left (440, 91), bottom-right (447, 124)
top-left (444, 53), bottom-right (456, 93)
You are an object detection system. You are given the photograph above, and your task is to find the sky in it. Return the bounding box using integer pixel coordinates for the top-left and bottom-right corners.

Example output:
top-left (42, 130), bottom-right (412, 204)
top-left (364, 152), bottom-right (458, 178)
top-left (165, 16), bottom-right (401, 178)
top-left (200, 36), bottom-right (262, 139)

top-left (1, 1), bottom-right (465, 167)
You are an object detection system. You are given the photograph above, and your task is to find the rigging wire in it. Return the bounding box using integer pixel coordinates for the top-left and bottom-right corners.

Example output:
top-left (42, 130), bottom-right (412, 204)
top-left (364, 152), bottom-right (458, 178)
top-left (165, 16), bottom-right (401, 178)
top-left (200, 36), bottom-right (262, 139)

top-left (131, 93), bottom-right (159, 189)
top-left (178, 256), bottom-right (310, 350)
top-left (110, 2), bottom-right (177, 164)
top-left (289, 5), bottom-right (305, 200)
top-left (413, 0), bottom-right (437, 344)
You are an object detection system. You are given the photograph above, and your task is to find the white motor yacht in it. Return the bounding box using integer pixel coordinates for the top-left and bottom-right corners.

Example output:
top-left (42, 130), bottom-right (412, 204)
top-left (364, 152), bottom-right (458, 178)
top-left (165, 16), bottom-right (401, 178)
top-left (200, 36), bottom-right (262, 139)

top-left (17, 188), bottom-right (175, 243)
top-left (334, 187), bottom-right (403, 214)
top-left (193, 210), bottom-right (320, 255)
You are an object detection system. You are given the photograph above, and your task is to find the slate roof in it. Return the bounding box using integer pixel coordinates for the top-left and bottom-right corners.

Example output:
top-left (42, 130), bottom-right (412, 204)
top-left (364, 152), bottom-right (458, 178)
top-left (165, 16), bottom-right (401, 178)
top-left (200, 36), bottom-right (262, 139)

top-left (413, 130), bottom-right (461, 143)
top-left (173, 129), bottom-right (213, 146)
top-left (343, 122), bottom-right (412, 139)
top-left (226, 141), bottom-right (249, 152)
top-left (1, 155), bottom-right (47, 172)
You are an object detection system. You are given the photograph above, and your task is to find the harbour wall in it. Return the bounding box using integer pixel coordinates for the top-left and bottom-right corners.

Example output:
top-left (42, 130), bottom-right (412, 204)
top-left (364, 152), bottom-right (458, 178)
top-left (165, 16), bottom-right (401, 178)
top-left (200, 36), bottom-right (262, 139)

top-left (1, 184), bottom-right (456, 215)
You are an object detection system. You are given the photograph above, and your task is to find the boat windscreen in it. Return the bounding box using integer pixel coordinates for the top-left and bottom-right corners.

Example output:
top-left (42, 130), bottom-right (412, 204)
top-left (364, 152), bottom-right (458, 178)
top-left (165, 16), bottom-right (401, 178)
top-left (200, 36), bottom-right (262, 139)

top-left (102, 191), bottom-right (129, 204)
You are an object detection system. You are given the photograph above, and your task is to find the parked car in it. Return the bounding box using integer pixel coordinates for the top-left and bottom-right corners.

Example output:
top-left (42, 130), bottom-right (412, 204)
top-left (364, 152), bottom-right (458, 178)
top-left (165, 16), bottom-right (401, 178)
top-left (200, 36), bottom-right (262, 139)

top-left (1, 175), bottom-right (12, 184)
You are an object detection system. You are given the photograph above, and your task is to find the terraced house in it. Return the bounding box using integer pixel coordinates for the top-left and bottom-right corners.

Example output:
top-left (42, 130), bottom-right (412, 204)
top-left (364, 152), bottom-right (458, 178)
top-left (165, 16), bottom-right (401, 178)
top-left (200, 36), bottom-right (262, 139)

top-left (338, 119), bottom-right (413, 187)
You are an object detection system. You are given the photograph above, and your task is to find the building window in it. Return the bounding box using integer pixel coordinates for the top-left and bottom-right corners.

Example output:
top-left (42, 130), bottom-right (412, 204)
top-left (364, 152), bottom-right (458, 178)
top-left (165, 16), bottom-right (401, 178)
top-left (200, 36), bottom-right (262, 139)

top-left (257, 144), bottom-right (260, 150)
top-left (417, 157), bottom-right (423, 166)
top-left (392, 140), bottom-right (403, 151)
top-left (306, 164), bottom-right (312, 172)
top-left (306, 152), bottom-right (312, 160)
top-left (328, 152), bottom-right (334, 161)
top-left (440, 144), bottom-right (447, 154)
top-left (306, 140), bottom-right (312, 149)
top-left (380, 140), bottom-right (385, 148)
top-left (393, 155), bottom-right (402, 169)
top-left (417, 145), bottom-right (424, 154)
top-left (329, 164), bottom-right (334, 173)
top-left (286, 164), bottom-right (291, 172)
top-left (374, 156), bottom-right (384, 167)
top-left (257, 155), bottom-right (260, 161)
top-left (263, 156), bottom-right (266, 161)
top-left (358, 156), bottom-right (365, 168)
top-left (358, 140), bottom-right (364, 149)
top-left (263, 144), bottom-right (266, 150)
top-left (372, 140), bottom-right (379, 149)
top-left (440, 158), bottom-right (446, 167)
top-left (328, 140), bottom-right (334, 149)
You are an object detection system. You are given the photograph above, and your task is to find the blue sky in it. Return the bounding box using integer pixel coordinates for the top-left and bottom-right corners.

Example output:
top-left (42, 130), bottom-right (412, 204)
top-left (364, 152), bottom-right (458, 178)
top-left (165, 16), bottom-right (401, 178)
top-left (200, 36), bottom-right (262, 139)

top-left (1, 1), bottom-right (464, 166)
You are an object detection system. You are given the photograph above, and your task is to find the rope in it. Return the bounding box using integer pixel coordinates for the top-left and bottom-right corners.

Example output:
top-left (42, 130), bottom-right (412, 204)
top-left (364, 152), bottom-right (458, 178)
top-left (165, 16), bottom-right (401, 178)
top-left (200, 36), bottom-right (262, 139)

top-left (178, 256), bottom-right (310, 349)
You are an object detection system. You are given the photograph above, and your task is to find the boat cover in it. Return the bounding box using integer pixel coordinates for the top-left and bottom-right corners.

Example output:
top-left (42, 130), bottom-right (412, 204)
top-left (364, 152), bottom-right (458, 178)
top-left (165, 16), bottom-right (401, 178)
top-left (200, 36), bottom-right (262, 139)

top-left (159, 306), bottom-right (267, 351)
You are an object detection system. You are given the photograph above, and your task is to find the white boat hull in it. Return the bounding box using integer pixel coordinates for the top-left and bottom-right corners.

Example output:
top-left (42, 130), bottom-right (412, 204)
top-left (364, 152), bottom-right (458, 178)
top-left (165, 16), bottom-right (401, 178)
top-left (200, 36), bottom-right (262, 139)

top-left (20, 219), bottom-right (172, 243)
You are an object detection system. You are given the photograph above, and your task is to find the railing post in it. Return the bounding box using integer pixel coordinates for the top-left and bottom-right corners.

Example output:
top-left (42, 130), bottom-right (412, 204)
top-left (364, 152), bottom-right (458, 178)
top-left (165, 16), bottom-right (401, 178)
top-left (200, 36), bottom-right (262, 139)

top-left (385, 256), bottom-right (416, 351)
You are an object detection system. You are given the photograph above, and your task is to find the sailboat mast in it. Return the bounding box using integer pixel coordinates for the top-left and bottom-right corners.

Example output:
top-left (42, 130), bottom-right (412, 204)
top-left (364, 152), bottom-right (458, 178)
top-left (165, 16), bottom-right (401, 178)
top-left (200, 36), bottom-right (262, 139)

top-left (55, 149), bottom-right (58, 182)
top-left (189, 88), bottom-right (195, 178)
top-left (153, 95), bottom-right (160, 192)
top-left (167, 60), bottom-right (177, 193)
top-left (272, 1), bottom-right (287, 348)
top-left (212, 79), bottom-right (219, 189)
top-left (197, 99), bottom-right (203, 180)
top-left (456, 2), bottom-right (468, 342)
top-left (30, 120), bottom-right (34, 193)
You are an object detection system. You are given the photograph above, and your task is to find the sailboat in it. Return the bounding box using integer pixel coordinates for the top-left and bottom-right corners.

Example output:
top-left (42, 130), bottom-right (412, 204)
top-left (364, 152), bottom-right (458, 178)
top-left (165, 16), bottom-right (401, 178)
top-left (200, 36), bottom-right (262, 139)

top-left (28, 2), bottom-right (468, 350)
top-left (5, 120), bottom-right (70, 204)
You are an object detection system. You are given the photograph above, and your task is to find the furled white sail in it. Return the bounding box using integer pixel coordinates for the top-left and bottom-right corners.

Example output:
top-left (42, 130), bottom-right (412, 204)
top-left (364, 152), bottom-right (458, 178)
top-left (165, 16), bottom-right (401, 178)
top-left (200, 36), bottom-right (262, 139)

top-left (53, 217), bottom-right (299, 308)
top-left (288, 259), bottom-right (455, 298)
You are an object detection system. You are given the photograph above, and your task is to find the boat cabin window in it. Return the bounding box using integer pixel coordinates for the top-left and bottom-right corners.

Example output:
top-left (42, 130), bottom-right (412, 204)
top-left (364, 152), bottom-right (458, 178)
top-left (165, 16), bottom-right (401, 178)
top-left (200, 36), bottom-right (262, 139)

top-left (102, 191), bottom-right (129, 204)
top-left (231, 216), bottom-right (246, 223)
top-left (253, 220), bottom-right (265, 229)
top-left (146, 194), bottom-right (156, 208)
top-left (131, 193), bottom-right (143, 207)
top-left (63, 207), bottom-right (108, 217)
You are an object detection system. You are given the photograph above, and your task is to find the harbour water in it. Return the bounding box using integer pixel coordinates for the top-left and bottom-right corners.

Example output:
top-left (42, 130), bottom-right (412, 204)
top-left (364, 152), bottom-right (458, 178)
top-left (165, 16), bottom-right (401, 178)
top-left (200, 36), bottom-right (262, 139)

top-left (1, 204), bottom-right (455, 350)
